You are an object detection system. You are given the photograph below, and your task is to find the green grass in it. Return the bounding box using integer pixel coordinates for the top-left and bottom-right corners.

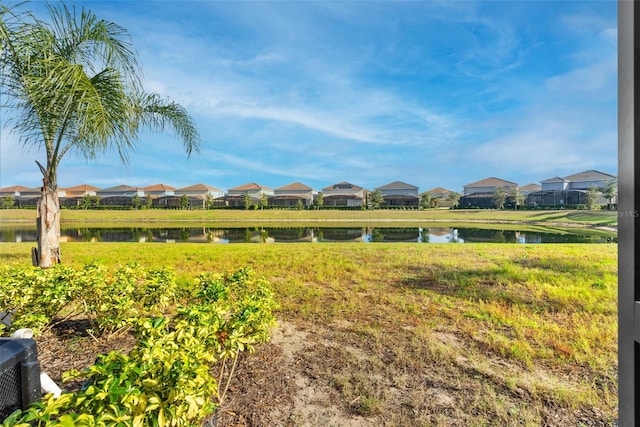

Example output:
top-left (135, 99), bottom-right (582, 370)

top-left (0, 242), bottom-right (618, 424)
top-left (0, 207), bottom-right (619, 227)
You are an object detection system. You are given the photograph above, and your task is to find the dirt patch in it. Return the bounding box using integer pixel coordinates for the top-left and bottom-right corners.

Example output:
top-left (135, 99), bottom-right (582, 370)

top-left (31, 318), bottom-right (615, 426)
top-left (217, 321), bottom-right (377, 426)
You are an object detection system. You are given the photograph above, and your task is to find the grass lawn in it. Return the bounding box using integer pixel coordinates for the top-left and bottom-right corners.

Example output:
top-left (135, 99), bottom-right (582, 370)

top-left (0, 242), bottom-right (618, 425)
top-left (0, 207), bottom-right (619, 227)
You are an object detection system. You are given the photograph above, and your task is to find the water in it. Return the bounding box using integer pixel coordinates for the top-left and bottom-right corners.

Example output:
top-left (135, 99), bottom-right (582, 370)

top-left (0, 226), bottom-right (616, 244)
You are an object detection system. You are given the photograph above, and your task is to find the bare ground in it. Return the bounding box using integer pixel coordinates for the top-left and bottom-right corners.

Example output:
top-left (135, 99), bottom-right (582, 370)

top-left (35, 317), bottom-right (615, 427)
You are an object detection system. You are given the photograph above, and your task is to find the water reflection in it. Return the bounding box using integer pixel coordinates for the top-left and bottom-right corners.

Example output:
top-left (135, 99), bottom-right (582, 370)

top-left (0, 226), bottom-right (616, 244)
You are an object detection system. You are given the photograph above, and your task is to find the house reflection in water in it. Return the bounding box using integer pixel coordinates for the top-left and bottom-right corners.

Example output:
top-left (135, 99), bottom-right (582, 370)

top-left (0, 226), bottom-right (615, 244)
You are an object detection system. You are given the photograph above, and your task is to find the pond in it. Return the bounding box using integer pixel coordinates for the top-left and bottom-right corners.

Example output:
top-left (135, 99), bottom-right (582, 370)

top-left (0, 226), bottom-right (616, 244)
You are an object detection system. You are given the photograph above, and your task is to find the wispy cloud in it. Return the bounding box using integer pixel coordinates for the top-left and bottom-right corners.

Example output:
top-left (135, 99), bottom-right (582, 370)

top-left (1, 1), bottom-right (617, 192)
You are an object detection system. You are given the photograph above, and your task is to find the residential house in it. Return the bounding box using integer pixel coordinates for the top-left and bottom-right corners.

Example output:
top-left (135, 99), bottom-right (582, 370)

top-left (171, 184), bottom-right (225, 209)
top-left (142, 184), bottom-right (177, 208)
top-left (424, 187), bottom-right (457, 208)
top-left (527, 170), bottom-right (616, 207)
top-left (223, 183), bottom-right (274, 207)
top-left (97, 185), bottom-right (145, 206)
top-left (460, 177), bottom-right (518, 208)
top-left (561, 170), bottom-right (616, 191)
top-left (322, 182), bottom-right (368, 207)
top-left (175, 184), bottom-right (224, 199)
top-left (519, 183), bottom-right (541, 196)
top-left (376, 181), bottom-right (419, 207)
top-left (60, 184), bottom-right (101, 207)
top-left (143, 184), bottom-right (176, 197)
top-left (0, 185), bottom-right (42, 207)
top-left (270, 182), bottom-right (317, 207)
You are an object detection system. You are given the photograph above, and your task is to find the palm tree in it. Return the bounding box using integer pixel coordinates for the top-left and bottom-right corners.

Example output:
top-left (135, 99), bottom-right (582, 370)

top-left (0, 4), bottom-right (200, 267)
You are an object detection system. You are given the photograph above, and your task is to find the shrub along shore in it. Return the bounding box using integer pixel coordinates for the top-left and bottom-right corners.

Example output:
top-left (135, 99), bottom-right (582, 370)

top-left (0, 240), bottom-right (618, 425)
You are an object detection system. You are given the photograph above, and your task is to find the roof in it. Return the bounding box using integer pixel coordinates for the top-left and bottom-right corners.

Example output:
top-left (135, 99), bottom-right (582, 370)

top-left (98, 185), bottom-right (139, 192)
top-left (541, 176), bottom-right (568, 183)
top-left (322, 181), bottom-right (363, 191)
top-left (0, 185), bottom-right (35, 192)
top-left (228, 182), bottom-right (273, 191)
top-left (276, 182), bottom-right (313, 191)
top-left (464, 177), bottom-right (517, 188)
top-left (519, 183), bottom-right (541, 191)
top-left (64, 184), bottom-right (101, 192)
top-left (177, 184), bottom-right (223, 192)
top-left (563, 170), bottom-right (616, 182)
top-left (425, 187), bottom-right (454, 195)
top-left (376, 181), bottom-right (418, 191)
top-left (143, 183), bottom-right (176, 191)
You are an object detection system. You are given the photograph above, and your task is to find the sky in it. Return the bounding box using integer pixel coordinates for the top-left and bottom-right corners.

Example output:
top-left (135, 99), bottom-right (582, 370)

top-left (0, 0), bottom-right (617, 194)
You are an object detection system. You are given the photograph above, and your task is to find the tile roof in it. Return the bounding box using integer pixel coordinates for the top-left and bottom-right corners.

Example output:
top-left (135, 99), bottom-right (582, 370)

top-left (0, 185), bottom-right (35, 192)
top-left (143, 183), bottom-right (176, 191)
top-left (464, 177), bottom-right (517, 187)
top-left (276, 182), bottom-right (313, 191)
top-left (376, 181), bottom-right (418, 190)
top-left (176, 184), bottom-right (223, 192)
top-left (98, 185), bottom-right (139, 192)
top-left (64, 184), bottom-right (101, 192)
top-left (229, 182), bottom-right (273, 191)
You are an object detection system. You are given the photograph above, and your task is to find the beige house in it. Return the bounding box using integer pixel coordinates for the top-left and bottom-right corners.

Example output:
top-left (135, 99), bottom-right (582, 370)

top-left (424, 187), bottom-right (457, 208)
top-left (143, 184), bottom-right (176, 197)
top-left (270, 182), bottom-right (317, 207)
top-left (60, 184), bottom-right (101, 207)
top-left (223, 183), bottom-right (274, 207)
top-left (175, 184), bottom-right (224, 199)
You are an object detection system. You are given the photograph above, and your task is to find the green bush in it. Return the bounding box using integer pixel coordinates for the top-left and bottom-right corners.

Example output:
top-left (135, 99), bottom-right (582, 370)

top-left (1, 265), bottom-right (278, 426)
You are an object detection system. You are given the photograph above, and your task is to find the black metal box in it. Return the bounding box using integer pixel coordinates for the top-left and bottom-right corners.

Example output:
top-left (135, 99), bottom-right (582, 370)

top-left (0, 338), bottom-right (41, 420)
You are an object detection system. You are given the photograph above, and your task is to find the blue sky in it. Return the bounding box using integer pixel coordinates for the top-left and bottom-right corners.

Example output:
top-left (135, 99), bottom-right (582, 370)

top-left (0, 1), bottom-right (617, 194)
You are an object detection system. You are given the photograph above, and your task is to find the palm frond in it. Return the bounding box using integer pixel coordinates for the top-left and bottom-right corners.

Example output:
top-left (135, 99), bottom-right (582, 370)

top-left (134, 93), bottom-right (202, 157)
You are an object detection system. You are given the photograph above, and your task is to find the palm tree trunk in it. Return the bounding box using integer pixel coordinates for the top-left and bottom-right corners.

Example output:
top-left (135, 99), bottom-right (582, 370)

top-left (34, 187), bottom-right (61, 268)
